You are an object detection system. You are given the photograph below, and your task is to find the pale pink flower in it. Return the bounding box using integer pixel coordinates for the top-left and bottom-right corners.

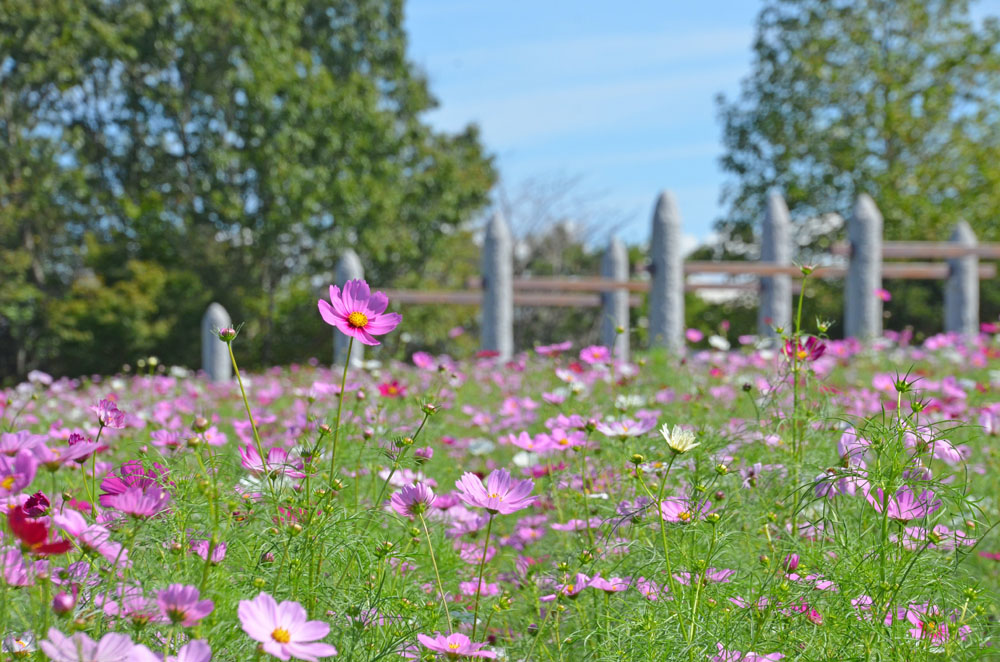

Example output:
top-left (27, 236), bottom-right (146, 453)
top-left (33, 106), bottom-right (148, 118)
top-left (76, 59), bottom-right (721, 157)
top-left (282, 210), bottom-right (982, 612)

top-left (238, 592), bottom-right (337, 661)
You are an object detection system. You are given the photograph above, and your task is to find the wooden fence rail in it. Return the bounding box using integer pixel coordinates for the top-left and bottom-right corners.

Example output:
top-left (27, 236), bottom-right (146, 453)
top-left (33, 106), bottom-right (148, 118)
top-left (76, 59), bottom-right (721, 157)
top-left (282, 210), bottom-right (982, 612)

top-left (201, 191), bottom-right (995, 375)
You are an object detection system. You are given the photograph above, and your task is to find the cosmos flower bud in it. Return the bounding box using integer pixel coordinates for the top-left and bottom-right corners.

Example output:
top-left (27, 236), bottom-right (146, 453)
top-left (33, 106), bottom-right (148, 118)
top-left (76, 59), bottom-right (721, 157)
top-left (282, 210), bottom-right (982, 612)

top-left (52, 589), bottom-right (77, 615)
top-left (217, 327), bottom-right (237, 342)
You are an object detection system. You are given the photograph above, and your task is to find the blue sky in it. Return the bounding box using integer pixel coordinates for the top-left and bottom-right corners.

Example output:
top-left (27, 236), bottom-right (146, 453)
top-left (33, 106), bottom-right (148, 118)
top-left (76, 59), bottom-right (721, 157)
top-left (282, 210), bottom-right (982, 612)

top-left (404, 1), bottom-right (765, 249)
top-left (404, 0), bottom-right (1000, 249)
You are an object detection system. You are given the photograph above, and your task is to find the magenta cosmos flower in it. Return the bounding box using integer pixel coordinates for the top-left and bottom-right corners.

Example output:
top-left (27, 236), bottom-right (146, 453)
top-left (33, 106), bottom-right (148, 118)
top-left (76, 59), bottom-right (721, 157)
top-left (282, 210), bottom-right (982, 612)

top-left (157, 584), bottom-right (214, 626)
top-left (39, 628), bottom-right (135, 662)
top-left (318, 279), bottom-right (401, 346)
top-left (238, 592), bottom-right (337, 661)
top-left (455, 468), bottom-right (536, 515)
top-left (390, 482), bottom-right (436, 519)
top-left (416, 633), bottom-right (496, 659)
top-left (865, 485), bottom-right (941, 522)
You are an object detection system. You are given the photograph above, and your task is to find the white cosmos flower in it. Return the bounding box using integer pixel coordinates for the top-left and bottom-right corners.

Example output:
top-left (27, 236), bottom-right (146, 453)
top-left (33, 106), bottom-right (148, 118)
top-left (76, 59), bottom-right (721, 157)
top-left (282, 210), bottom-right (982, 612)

top-left (658, 424), bottom-right (699, 454)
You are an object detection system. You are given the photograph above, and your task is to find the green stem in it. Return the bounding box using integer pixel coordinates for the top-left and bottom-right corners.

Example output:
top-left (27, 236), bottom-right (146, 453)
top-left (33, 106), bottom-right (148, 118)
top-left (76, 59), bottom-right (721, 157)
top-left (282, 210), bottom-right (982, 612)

top-left (418, 513), bottom-right (452, 634)
top-left (471, 514), bottom-right (494, 641)
top-left (228, 341), bottom-right (278, 506)
top-left (328, 337), bottom-right (354, 482)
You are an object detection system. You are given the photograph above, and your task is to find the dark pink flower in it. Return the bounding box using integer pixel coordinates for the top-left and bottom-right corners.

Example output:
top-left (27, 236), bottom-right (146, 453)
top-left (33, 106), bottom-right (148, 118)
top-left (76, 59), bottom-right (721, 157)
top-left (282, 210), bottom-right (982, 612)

top-left (455, 468), bottom-right (536, 515)
top-left (782, 336), bottom-right (826, 362)
top-left (416, 632), bottom-right (496, 659)
top-left (238, 591), bottom-right (337, 661)
top-left (318, 279), bottom-right (401, 346)
top-left (8, 505), bottom-right (72, 556)
top-left (157, 584), bottom-right (214, 626)
top-left (100, 461), bottom-right (169, 508)
top-left (377, 380), bottom-right (406, 398)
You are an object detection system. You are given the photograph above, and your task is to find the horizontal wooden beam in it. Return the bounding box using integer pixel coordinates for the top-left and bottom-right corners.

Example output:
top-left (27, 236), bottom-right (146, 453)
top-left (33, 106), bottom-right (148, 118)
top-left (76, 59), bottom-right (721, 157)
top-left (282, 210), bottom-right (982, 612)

top-left (830, 241), bottom-right (1000, 259)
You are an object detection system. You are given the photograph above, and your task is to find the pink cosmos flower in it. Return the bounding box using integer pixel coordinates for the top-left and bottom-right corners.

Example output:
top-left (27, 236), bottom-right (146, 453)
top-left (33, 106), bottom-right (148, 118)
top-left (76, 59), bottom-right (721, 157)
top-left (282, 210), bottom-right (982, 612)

top-left (132, 640), bottom-right (212, 662)
top-left (238, 591), bottom-right (338, 661)
top-left (673, 568), bottom-right (735, 586)
top-left (105, 485), bottom-right (171, 519)
top-left (92, 399), bottom-right (126, 429)
top-left (377, 380), bottom-right (406, 398)
top-left (454, 468), bottom-right (536, 515)
top-left (659, 497), bottom-right (713, 524)
top-left (711, 643), bottom-right (784, 661)
top-left (318, 279), bottom-right (401, 346)
top-left (100, 461), bottom-right (169, 508)
top-left (594, 418), bottom-right (656, 440)
top-left (0, 450), bottom-right (37, 497)
top-left (536, 341), bottom-right (573, 357)
top-left (39, 628), bottom-right (135, 662)
top-left (579, 345), bottom-right (610, 365)
top-left (157, 584), bottom-right (214, 626)
top-left (782, 336), bottom-right (826, 362)
top-left (52, 510), bottom-right (126, 565)
top-left (239, 445), bottom-right (306, 479)
top-left (389, 483), bottom-right (436, 519)
top-left (874, 288), bottom-right (891, 302)
top-left (685, 328), bottom-right (704, 343)
top-left (0, 430), bottom-right (45, 456)
top-left (190, 539), bottom-right (227, 563)
top-left (416, 633), bottom-right (496, 659)
top-left (864, 485), bottom-right (941, 522)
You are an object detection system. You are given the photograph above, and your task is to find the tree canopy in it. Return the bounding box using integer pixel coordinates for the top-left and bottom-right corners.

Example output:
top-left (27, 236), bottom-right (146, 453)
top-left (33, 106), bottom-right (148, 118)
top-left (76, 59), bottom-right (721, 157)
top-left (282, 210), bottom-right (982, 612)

top-left (0, 0), bottom-right (495, 380)
top-left (717, 0), bottom-right (1000, 249)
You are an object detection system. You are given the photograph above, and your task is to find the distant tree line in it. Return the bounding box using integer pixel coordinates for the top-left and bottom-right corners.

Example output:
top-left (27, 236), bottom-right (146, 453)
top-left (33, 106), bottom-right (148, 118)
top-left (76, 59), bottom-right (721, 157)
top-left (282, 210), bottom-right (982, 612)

top-left (0, 0), bottom-right (495, 381)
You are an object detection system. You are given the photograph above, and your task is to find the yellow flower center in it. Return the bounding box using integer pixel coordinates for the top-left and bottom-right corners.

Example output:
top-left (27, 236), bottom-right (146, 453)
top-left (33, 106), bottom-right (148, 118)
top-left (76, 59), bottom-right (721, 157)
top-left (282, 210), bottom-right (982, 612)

top-left (347, 311), bottom-right (368, 328)
top-left (1, 476), bottom-right (14, 490)
top-left (679, 511), bottom-right (691, 522)
top-left (558, 438), bottom-right (569, 446)
top-left (797, 349), bottom-right (809, 360)
top-left (488, 492), bottom-right (503, 500)
top-left (271, 627), bottom-right (291, 644)
top-left (448, 643), bottom-right (460, 650)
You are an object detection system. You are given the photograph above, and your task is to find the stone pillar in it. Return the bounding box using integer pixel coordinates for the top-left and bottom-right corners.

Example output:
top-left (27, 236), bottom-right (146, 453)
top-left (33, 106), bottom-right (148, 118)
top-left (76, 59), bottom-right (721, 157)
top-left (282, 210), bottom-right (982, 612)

top-left (758, 192), bottom-right (793, 336)
top-left (334, 249), bottom-right (365, 367)
top-left (600, 237), bottom-right (629, 362)
top-left (201, 303), bottom-right (232, 382)
top-left (481, 212), bottom-right (514, 359)
top-left (648, 191), bottom-right (684, 353)
top-left (845, 193), bottom-right (883, 340)
top-left (945, 220), bottom-right (978, 337)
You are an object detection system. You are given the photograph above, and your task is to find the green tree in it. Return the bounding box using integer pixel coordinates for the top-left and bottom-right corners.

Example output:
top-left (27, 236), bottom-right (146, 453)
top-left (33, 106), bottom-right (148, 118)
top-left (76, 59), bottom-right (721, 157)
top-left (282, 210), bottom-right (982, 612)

top-left (717, 0), bottom-right (1000, 246)
top-left (0, 0), bottom-right (495, 380)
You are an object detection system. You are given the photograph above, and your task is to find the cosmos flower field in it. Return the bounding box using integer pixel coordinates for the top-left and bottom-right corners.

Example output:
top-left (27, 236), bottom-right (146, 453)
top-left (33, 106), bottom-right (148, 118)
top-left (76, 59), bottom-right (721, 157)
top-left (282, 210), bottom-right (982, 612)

top-left (2, 282), bottom-right (999, 661)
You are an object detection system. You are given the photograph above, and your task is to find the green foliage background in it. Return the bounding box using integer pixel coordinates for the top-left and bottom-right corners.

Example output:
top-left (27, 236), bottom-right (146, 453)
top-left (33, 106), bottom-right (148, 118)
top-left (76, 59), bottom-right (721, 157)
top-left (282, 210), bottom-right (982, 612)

top-left (0, 0), bottom-right (495, 382)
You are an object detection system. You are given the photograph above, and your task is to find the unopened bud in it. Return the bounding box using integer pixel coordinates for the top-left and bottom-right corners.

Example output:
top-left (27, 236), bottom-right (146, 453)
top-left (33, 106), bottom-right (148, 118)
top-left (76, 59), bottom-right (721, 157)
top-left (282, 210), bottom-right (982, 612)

top-left (217, 327), bottom-right (237, 342)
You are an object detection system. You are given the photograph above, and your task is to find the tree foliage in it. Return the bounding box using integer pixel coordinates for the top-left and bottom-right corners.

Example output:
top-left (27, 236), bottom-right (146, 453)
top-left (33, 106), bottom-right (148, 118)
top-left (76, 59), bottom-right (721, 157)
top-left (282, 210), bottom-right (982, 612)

top-left (717, 0), bottom-right (1000, 247)
top-left (0, 0), bottom-right (495, 380)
